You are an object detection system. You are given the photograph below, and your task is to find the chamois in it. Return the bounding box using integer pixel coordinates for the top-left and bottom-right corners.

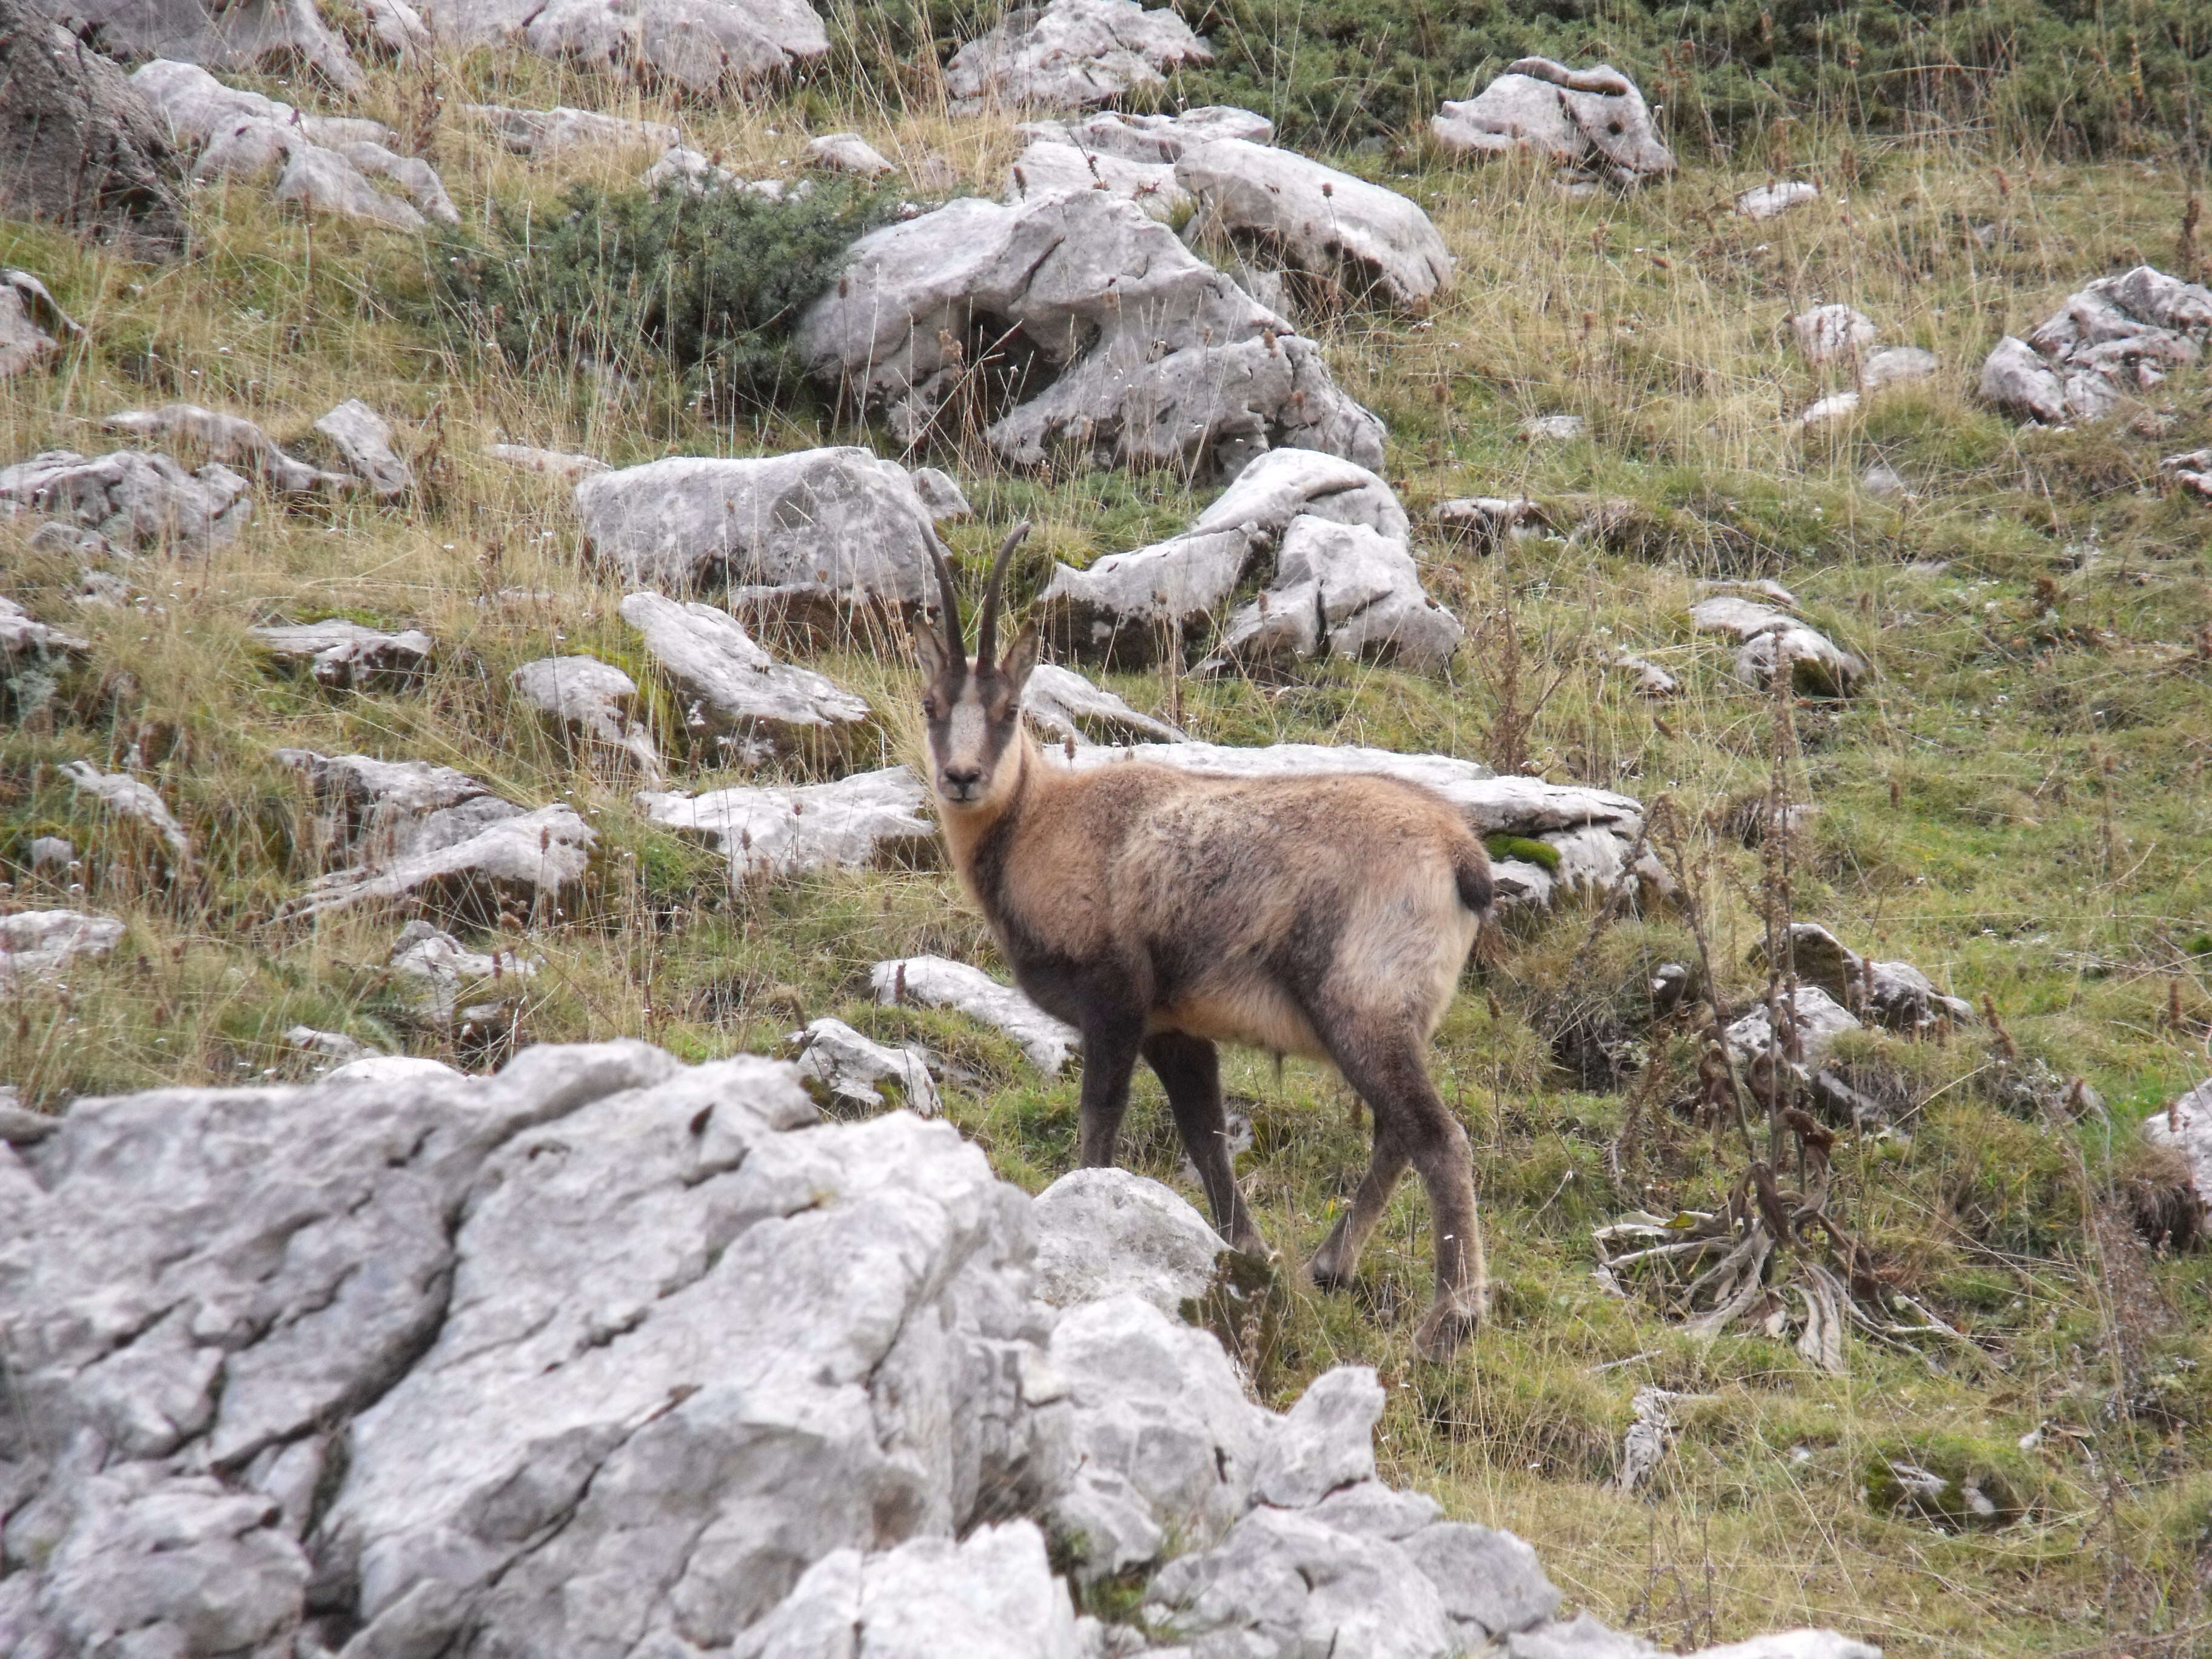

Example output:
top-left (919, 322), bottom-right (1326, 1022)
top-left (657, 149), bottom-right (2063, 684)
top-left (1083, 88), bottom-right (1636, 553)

top-left (914, 524), bottom-right (1496, 1358)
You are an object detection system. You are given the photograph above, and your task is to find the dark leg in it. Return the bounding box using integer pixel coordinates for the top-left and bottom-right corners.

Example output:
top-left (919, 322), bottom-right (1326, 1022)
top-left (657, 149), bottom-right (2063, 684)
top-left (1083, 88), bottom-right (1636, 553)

top-left (1076, 1016), bottom-right (1146, 1170)
top-left (1319, 1029), bottom-right (1487, 1360)
top-left (1144, 1032), bottom-right (1265, 1254)
top-left (1307, 1133), bottom-right (1409, 1289)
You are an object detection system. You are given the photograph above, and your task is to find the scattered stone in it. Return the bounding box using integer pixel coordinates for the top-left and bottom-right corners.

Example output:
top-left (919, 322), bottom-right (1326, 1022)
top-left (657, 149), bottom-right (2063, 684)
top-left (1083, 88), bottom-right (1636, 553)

top-left (0, 908), bottom-right (126, 987)
top-left (1521, 413), bottom-right (1586, 441)
top-left (1432, 59), bottom-right (1674, 186)
top-left (805, 130), bottom-right (894, 176)
top-left (463, 103), bottom-right (680, 153)
top-left (1690, 595), bottom-right (1865, 697)
top-left (790, 1016), bottom-right (942, 1116)
top-left (1250, 1364), bottom-right (1382, 1506)
top-left (389, 919), bottom-right (539, 1022)
top-left (2142, 1081), bottom-right (2212, 1222)
top-left (1, 594), bottom-right (92, 717)
top-left (1861, 463), bottom-right (1909, 497)
top-left (251, 620), bottom-right (434, 691)
top-left (1724, 984), bottom-right (1861, 1067)
top-left (1789, 304), bottom-right (1876, 365)
top-left (1980, 264), bottom-right (2212, 424)
top-left (1697, 578), bottom-right (1798, 607)
top-left (1437, 494), bottom-right (1542, 547)
top-left (799, 190), bottom-right (1385, 477)
top-left (1022, 661), bottom-right (1186, 745)
top-left (486, 442), bottom-right (608, 479)
top-left (283, 1025), bottom-right (378, 1066)
top-left (313, 400), bottom-right (412, 500)
top-left (640, 765), bottom-right (934, 880)
top-left (1176, 139), bottom-right (1453, 309)
top-left (1052, 740), bottom-right (1658, 910)
top-left (1797, 391), bottom-right (1861, 428)
top-left (872, 954), bottom-right (1080, 1072)
top-left (49, 0), bottom-right (367, 93)
top-left (1860, 345), bottom-right (1939, 394)
top-left (28, 834), bottom-right (77, 873)
top-left (1607, 651), bottom-right (1679, 698)
top-left (576, 447), bottom-right (943, 605)
top-left (1031, 1167), bottom-right (1225, 1315)
top-left (642, 143), bottom-right (798, 198)
top-left (102, 403), bottom-right (354, 494)
top-left (1, 269), bottom-right (84, 380)
top-left (1749, 922), bottom-right (1973, 1036)
top-left (61, 759), bottom-right (192, 866)
top-left (2159, 446), bottom-right (2212, 501)
top-left (422, 0), bottom-right (826, 92)
top-left (510, 655), bottom-right (666, 783)
top-left (618, 591), bottom-right (870, 765)
top-left (0, 448), bottom-right (250, 550)
top-left (1737, 181), bottom-right (1818, 220)
top-left (0, 0), bottom-right (189, 257)
top-left (908, 464), bottom-right (972, 520)
top-left (944, 0), bottom-right (1210, 112)
top-left (277, 750), bottom-right (595, 920)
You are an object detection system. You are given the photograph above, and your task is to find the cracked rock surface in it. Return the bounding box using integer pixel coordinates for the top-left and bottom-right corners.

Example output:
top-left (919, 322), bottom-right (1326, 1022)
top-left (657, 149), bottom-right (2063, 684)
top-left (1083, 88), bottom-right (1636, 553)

top-left (0, 447), bottom-right (251, 550)
top-left (944, 0), bottom-right (1210, 111)
top-left (799, 191), bottom-right (1385, 478)
top-left (873, 954), bottom-right (1081, 1073)
top-left (102, 403), bottom-right (355, 495)
top-left (250, 620), bottom-right (434, 689)
top-left (1979, 264), bottom-right (2212, 424)
top-left (0, 1042), bottom-right (1886, 1659)
top-left (1689, 594), bottom-right (1867, 697)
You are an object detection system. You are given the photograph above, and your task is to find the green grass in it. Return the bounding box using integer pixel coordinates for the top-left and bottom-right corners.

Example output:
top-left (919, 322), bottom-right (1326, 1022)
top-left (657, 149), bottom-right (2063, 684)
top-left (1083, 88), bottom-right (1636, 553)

top-left (5, 36), bottom-right (2212, 1659)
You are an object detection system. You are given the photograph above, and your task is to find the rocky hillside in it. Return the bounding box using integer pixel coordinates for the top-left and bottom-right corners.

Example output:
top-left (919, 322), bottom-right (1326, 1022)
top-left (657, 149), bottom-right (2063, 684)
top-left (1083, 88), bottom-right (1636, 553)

top-left (4, 0), bottom-right (2212, 1654)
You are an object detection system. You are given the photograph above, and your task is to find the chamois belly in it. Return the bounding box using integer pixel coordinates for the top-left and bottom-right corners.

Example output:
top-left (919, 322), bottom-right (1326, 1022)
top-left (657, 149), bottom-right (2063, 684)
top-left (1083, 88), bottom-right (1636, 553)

top-left (1147, 973), bottom-right (1330, 1061)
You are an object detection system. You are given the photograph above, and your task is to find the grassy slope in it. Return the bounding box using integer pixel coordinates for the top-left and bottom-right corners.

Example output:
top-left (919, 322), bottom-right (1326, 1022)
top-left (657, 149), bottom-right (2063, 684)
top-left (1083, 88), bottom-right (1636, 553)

top-left (5, 43), bottom-right (2212, 1659)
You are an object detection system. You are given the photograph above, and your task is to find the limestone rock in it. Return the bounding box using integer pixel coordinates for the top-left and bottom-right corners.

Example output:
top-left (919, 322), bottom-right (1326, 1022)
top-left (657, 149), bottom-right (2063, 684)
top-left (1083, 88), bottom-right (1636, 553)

top-left (1607, 651), bottom-right (1678, 698)
top-left (1690, 595), bottom-right (1865, 697)
top-left (486, 441), bottom-right (608, 478)
top-left (420, 0), bottom-right (827, 93)
top-left (790, 1016), bottom-right (942, 1116)
top-left (1, 270), bottom-right (84, 380)
top-left (1005, 106), bottom-right (1267, 223)
top-left (872, 954), bottom-right (1080, 1073)
top-left (1203, 516), bottom-right (1464, 673)
top-left (283, 1025), bottom-right (378, 1065)
top-left (102, 403), bottom-right (354, 494)
top-left (1250, 1364), bottom-right (1382, 1507)
top-left (1724, 985), bottom-right (1860, 1067)
top-left (61, 759), bottom-right (192, 865)
top-left (325, 1052), bottom-right (464, 1083)
top-left (130, 58), bottom-right (387, 151)
top-left (1438, 495), bottom-right (1542, 546)
top-left (640, 765), bottom-right (934, 880)
top-left (1737, 181), bottom-right (1818, 220)
top-left (1750, 922), bottom-right (1973, 1034)
top-left (277, 749), bottom-right (595, 920)
top-left (945, 0), bottom-right (1210, 111)
top-left (0, 447), bottom-right (250, 549)
top-left (0, 908), bottom-right (126, 987)
top-left (1022, 661), bottom-right (1186, 745)
top-left (1789, 304), bottom-right (1875, 365)
top-left (510, 654), bottom-right (666, 782)
top-left (576, 447), bottom-right (943, 605)
top-left (275, 144), bottom-right (426, 228)
top-left (313, 399), bottom-right (412, 499)
top-left (1, 594), bottom-right (92, 720)
top-left (1860, 345), bottom-right (1938, 394)
top-left (1432, 59), bottom-right (1674, 184)
top-left (799, 190), bottom-right (1385, 478)
top-left (463, 102), bottom-right (680, 153)
top-left (336, 139), bottom-right (460, 223)
top-left (1980, 265), bottom-right (2212, 424)
top-left (1522, 413), bottom-right (1586, 440)
top-left (618, 590), bottom-right (870, 765)
top-left (805, 130), bottom-right (893, 176)
top-left (32, 0), bottom-right (367, 93)
top-left (1176, 138), bottom-right (1453, 308)
top-left (250, 620), bottom-right (434, 689)
top-left (1031, 1167), bottom-right (1225, 1314)
top-left (389, 918), bottom-right (539, 1021)
top-left (909, 464), bottom-right (973, 519)
top-left (0, 1), bottom-right (188, 256)
top-left (28, 834), bottom-right (78, 873)
top-left (1797, 391), bottom-right (1860, 429)
top-left (2142, 1081), bottom-right (2212, 1221)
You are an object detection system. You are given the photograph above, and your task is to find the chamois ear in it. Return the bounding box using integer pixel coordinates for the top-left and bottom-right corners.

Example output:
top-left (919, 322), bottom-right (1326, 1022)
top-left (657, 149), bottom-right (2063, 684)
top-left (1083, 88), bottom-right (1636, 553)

top-left (999, 618), bottom-right (1042, 699)
top-left (910, 612), bottom-right (950, 682)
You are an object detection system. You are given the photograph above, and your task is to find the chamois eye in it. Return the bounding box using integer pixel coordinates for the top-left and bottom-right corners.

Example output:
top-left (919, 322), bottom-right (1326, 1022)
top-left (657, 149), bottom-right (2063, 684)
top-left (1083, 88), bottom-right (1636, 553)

top-left (921, 695), bottom-right (939, 719)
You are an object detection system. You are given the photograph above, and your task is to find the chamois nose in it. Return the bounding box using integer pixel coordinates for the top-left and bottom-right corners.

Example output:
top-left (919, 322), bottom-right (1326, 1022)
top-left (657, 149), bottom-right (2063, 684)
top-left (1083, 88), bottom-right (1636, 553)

top-left (940, 763), bottom-right (982, 800)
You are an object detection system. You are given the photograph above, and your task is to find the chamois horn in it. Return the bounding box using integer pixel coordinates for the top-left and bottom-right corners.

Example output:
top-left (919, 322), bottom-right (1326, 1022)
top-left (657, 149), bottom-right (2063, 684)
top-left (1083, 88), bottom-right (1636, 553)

top-left (927, 534), bottom-right (967, 671)
top-left (974, 520), bottom-right (1032, 669)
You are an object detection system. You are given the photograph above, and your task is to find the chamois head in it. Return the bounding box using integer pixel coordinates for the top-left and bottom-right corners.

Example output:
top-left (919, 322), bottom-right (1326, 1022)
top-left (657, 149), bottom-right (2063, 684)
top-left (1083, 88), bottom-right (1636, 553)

top-left (914, 522), bottom-right (1040, 810)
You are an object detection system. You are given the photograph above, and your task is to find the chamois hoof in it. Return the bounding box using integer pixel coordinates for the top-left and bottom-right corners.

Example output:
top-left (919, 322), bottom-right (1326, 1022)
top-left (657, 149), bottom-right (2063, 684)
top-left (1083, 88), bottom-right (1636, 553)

top-left (1412, 1295), bottom-right (1484, 1361)
top-left (1303, 1251), bottom-right (1352, 1293)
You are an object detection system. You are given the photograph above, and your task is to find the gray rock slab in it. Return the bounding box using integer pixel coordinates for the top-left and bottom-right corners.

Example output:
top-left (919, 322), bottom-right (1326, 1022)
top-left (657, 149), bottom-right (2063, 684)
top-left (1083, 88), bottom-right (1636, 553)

top-left (1022, 662), bottom-right (1186, 746)
top-left (1031, 1168), bottom-right (1224, 1315)
top-left (463, 102), bottom-right (680, 153)
top-left (619, 590), bottom-right (870, 764)
top-left (798, 191), bottom-right (1384, 479)
top-left (389, 918), bottom-right (540, 1022)
top-left (1724, 984), bottom-right (1860, 1067)
top-left (2142, 1081), bottom-right (2212, 1219)
top-left (791, 1016), bottom-right (942, 1116)
top-left (313, 400), bottom-right (412, 499)
top-left (1789, 304), bottom-right (1875, 364)
top-left (423, 0), bottom-right (827, 92)
top-left (1176, 138), bottom-right (1453, 309)
top-left (1980, 264), bottom-right (2212, 424)
top-left (805, 130), bottom-right (893, 176)
top-left (1737, 181), bottom-right (1818, 220)
top-left (944, 0), bottom-right (1210, 110)
top-left (1860, 345), bottom-right (1938, 394)
top-left (577, 447), bottom-right (942, 602)
top-left (250, 620), bottom-right (434, 690)
top-left (486, 441), bottom-right (608, 479)
top-left (872, 954), bottom-right (1079, 1073)
top-left (1250, 1365), bottom-right (1381, 1507)
top-left (60, 759), bottom-right (192, 863)
top-left (1689, 595), bottom-right (1865, 697)
top-left (1432, 59), bottom-right (1674, 183)
top-left (0, 447), bottom-right (250, 549)
top-left (640, 765), bottom-right (934, 880)
top-left (1, 269), bottom-right (83, 379)
top-left (0, 908), bottom-right (126, 987)
top-left (102, 403), bottom-right (355, 494)
top-left (52, 0), bottom-right (367, 93)
top-left (510, 653), bottom-right (666, 782)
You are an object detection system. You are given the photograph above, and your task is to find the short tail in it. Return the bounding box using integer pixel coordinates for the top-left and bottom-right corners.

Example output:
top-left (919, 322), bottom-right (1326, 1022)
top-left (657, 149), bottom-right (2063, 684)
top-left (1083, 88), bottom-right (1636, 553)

top-left (1453, 847), bottom-right (1493, 917)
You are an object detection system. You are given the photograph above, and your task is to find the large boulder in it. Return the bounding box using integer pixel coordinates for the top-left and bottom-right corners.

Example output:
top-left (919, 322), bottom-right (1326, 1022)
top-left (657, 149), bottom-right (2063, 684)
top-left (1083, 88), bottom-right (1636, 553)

top-left (1432, 59), bottom-right (1675, 185)
top-left (0, 447), bottom-right (251, 549)
top-left (0, 1042), bottom-right (1889, 1659)
top-left (1031, 1167), bottom-right (1225, 1315)
top-left (575, 447), bottom-right (943, 606)
top-left (414, 0), bottom-right (827, 92)
top-left (1979, 264), bottom-right (2212, 424)
top-left (22, 0), bottom-right (367, 93)
top-left (1176, 138), bottom-right (1453, 309)
top-left (0, 1), bottom-right (186, 258)
top-left (798, 190), bottom-right (1386, 479)
top-left (945, 0), bottom-right (1209, 111)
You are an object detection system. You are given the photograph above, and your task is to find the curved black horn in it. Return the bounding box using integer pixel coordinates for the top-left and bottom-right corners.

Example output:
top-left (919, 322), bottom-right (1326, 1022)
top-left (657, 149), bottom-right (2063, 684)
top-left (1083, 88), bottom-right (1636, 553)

top-left (974, 520), bottom-right (1032, 669)
top-left (927, 534), bottom-right (966, 670)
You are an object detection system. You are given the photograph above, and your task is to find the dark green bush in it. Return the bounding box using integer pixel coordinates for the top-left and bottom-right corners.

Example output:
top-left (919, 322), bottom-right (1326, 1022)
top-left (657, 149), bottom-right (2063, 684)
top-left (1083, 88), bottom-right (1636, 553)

top-left (432, 179), bottom-right (908, 414)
